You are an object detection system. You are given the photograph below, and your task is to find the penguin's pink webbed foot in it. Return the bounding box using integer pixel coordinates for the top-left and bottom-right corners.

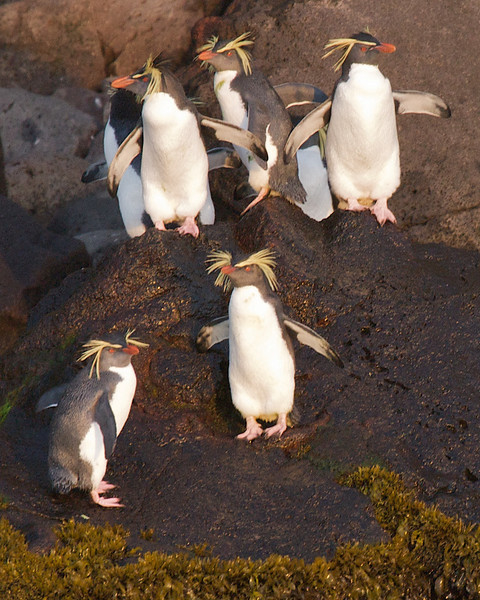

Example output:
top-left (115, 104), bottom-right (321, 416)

top-left (240, 187), bottom-right (269, 216)
top-left (236, 416), bottom-right (263, 441)
top-left (346, 198), bottom-right (368, 212)
top-left (264, 414), bottom-right (288, 438)
top-left (154, 220), bottom-right (166, 231)
top-left (177, 216), bottom-right (199, 238)
top-left (91, 480), bottom-right (124, 508)
top-left (370, 198), bottom-right (397, 226)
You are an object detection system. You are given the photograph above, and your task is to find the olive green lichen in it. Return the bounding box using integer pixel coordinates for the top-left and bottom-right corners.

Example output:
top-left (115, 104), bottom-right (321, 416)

top-left (1, 467), bottom-right (479, 599)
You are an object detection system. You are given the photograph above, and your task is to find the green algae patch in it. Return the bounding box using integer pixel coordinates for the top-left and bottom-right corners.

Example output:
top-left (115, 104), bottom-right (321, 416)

top-left (1, 467), bottom-right (480, 599)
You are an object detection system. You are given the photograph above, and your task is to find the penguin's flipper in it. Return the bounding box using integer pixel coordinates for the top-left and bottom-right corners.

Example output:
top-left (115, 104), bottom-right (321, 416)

top-left (36, 384), bottom-right (69, 412)
top-left (81, 160), bottom-right (108, 183)
top-left (207, 147), bottom-right (242, 171)
top-left (284, 99), bottom-right (332, 163)
top-left (196, 316), bottom-right (229, 352)
top-left (107, 124), bottom-right (143, 197)
top-left (200, 116), bottom-right (268, 163)
top-left (94, 392), bottom-right (117, 459)
top-left (283, 318), bottom-right (344, 368)
top-left (274, 83), bottom-right (329, 108)
top-left (393, 90), bottom-right (451, 118)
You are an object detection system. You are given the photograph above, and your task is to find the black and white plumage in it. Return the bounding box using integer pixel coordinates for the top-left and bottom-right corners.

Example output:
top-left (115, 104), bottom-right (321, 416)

top-left (39, 332), bottom-right (147, 507)
top-left (197, 250), bottom-right (343, 440)
top-left (285, 32), bottom-right (451, 226)
top-left (197, 34), bottom-right (334, 218)
top-left (108, 56), bottom-right (267, 238)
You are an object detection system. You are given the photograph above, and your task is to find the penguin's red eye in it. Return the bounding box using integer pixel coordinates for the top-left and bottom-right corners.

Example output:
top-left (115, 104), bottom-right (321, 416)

top-left (109, 348), bottom-right (115, 353)
top-left (226, 51), bottom-right (233, 57)
top-left (142, 76), bottom-right (149, 82)
top-left (360, 46), bottom-right (368, 52)
top-left (245, 266), bottom-right (251, 272)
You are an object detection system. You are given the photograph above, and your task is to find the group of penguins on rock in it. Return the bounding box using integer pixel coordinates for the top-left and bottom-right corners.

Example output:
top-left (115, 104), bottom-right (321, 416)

top-left (38, 32), bottom-right (451, 507)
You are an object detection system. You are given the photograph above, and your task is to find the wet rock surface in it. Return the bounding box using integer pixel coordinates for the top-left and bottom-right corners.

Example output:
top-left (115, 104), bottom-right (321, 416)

top-left (1, 202), bottom-right (479, 560)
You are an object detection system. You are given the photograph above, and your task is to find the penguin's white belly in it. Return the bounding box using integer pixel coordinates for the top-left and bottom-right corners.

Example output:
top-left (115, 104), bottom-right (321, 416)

top-left (141, 94), bottom-right (209, 223)
top-left (214, 71), bottom-right (267, 188)
top-left (297, 145), bottom-right (333, 221)
top-left (109, 364), bottom-right (137, 435)
top-left (228, 286), bottom-right (295, 420)
top-left (326, 64), bottom-right (400, 201)
top-left (79, 422), bottom-right (107, 489)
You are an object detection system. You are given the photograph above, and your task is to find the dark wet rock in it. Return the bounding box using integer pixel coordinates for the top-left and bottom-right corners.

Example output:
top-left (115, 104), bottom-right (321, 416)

top-left (0, 196), bottom-right (90, 354)
top-left (1, 198), bottom-right (480, 560)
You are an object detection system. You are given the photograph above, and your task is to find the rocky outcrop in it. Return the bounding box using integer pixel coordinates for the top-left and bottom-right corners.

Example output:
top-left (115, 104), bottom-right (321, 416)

top-left (0, 196), bottom-right (90, 355)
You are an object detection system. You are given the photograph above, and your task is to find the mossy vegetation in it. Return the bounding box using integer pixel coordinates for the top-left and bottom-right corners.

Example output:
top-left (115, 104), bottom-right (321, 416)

top-left (1, 466), bottom-right (479, 599)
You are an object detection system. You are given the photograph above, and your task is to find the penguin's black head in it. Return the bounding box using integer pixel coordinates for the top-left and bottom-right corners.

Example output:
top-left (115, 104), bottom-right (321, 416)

top-left (197, 32), bottom-right (254, 75)
top-left (80, 331), bottom-right (148, 379)
top-left (111, 55), bottom-right (169, 99)
top-left (324, 32), bottom-right (396, 75)
top-left (206, 248), bottom-right (278, 293)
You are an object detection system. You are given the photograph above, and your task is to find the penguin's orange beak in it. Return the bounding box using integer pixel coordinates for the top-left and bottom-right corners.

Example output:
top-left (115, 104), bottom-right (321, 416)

top-left (198, 50), bottom-right (215, 61)
top-left (123, 345), bottom-right (140, 355)
top-left (221, 265), bottom-right (236, 275)
top-left (111, 75), bottom-right (136, 89)
top-left (377, 42), bottom-right (396, 53)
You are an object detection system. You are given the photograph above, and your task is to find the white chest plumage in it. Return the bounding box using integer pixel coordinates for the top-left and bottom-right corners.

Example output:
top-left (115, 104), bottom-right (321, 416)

top-left (228, 286), bottom-right (295, 420)
top-left (140, 93), bottom-right (209, 223)
top-left (326, 64), bottom-right (400, 201)
top-left (214, 71), bottom-right (268, 191)
top-left (108, 364), bottom-right (137, 435)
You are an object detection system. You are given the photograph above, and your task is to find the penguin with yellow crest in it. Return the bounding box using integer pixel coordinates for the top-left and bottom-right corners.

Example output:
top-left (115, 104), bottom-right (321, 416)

top-left (197, 250), bottom-right (343, 440)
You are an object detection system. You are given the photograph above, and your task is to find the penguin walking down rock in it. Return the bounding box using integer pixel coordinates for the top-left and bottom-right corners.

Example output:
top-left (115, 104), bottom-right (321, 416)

top-left (197, 250), bottom-right (343, 440)
top-left (284, 32), bottom-right (451, 225)
top-left (41, 332), bottom-right (147, 507)
top-left (197, 33), bottom-right (333, 217)
top-left (108, 56), bottom-right (267, 238)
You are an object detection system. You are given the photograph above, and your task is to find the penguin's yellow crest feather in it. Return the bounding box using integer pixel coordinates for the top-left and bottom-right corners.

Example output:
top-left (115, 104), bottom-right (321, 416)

top-left (206, 248), bottom-right (278, 292)
top-left (79, 330), bottom-right (148, 379)
top-left (323, 37), bottom-right (377, 72)
top-left (132, 55), bottom-right (165, 98)
top-left (197, 32), bottom-right (254, 75)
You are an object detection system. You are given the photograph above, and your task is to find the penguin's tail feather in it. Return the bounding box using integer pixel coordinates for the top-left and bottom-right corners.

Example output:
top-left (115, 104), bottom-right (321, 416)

top-left (49, 463), bottom-right (78, 495)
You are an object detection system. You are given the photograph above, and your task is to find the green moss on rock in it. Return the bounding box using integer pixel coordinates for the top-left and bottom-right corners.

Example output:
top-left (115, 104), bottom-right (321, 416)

top-left (1, 467), bottom-right (479, 599)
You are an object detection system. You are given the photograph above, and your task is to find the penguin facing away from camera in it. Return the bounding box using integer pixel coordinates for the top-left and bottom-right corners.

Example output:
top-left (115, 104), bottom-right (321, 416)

top-left (284, 32), bottom-right (451, 225)
top-left (43, 331), bottom-right (148, 507)
top-left (108, 56), bottom-right (267, 238)
top-left (197, 250), bottom-right (343, 440)
top-left (198, 33), bottom-right (318, 215)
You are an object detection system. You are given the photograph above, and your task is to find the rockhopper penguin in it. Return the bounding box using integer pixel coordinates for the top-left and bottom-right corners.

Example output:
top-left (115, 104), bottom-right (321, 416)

top-left (42, 331), bottom-right (148, 507)
top-left (198, 33), bottom-right (326, 216)
top-left (197, 249), bottom-right (343, 440)
top-left (284, 32), bottom-right (451, 225)
top-left (108, 55), bottom-right (267, 238)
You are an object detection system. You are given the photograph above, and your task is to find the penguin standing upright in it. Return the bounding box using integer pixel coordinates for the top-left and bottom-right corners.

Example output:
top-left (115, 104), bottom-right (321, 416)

top-left (197, 34), bottom-right (315, 214)
top-left (198, 33), bottom-right (334, 221)
top-left (285, 32), bottom-right (451, 225)
top-left (197, 250), bottom-right (343, 440)
top-left (108, 56), bottom-right (267, 238)
top-left (43, 331), bottom-right (147, 507)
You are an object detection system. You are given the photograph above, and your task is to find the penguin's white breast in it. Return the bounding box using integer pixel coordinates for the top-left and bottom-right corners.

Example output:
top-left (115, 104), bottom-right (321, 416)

top-left (79, 422), bottom-right (107, 489)
top-left (109, 364), bottom-right (137, 435)
top-left (214, 71), bottom-right (247, 127)
top-left (228, 286), bottom-right (295, 416)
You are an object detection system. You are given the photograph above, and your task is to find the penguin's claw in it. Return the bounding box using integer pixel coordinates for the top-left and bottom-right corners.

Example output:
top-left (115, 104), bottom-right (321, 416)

top-left (264, 414), bottom-right (288, 438)
top-left (177, 216), bottom-right (199, 238)
top-left (370, 198), bottom-right (397, 226)
top-left (92, 492), bottom-right (124, 508)
top-left (155, 220), bottom-right (167, 231)
top-left (236, 416), bottom-right (263, 441)
top-left (96, 480), bottom-right (116, 493)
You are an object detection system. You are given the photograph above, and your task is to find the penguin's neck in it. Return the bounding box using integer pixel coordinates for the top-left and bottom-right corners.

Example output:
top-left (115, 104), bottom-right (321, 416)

top-left (108, 364), bottom-right (137, 435)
